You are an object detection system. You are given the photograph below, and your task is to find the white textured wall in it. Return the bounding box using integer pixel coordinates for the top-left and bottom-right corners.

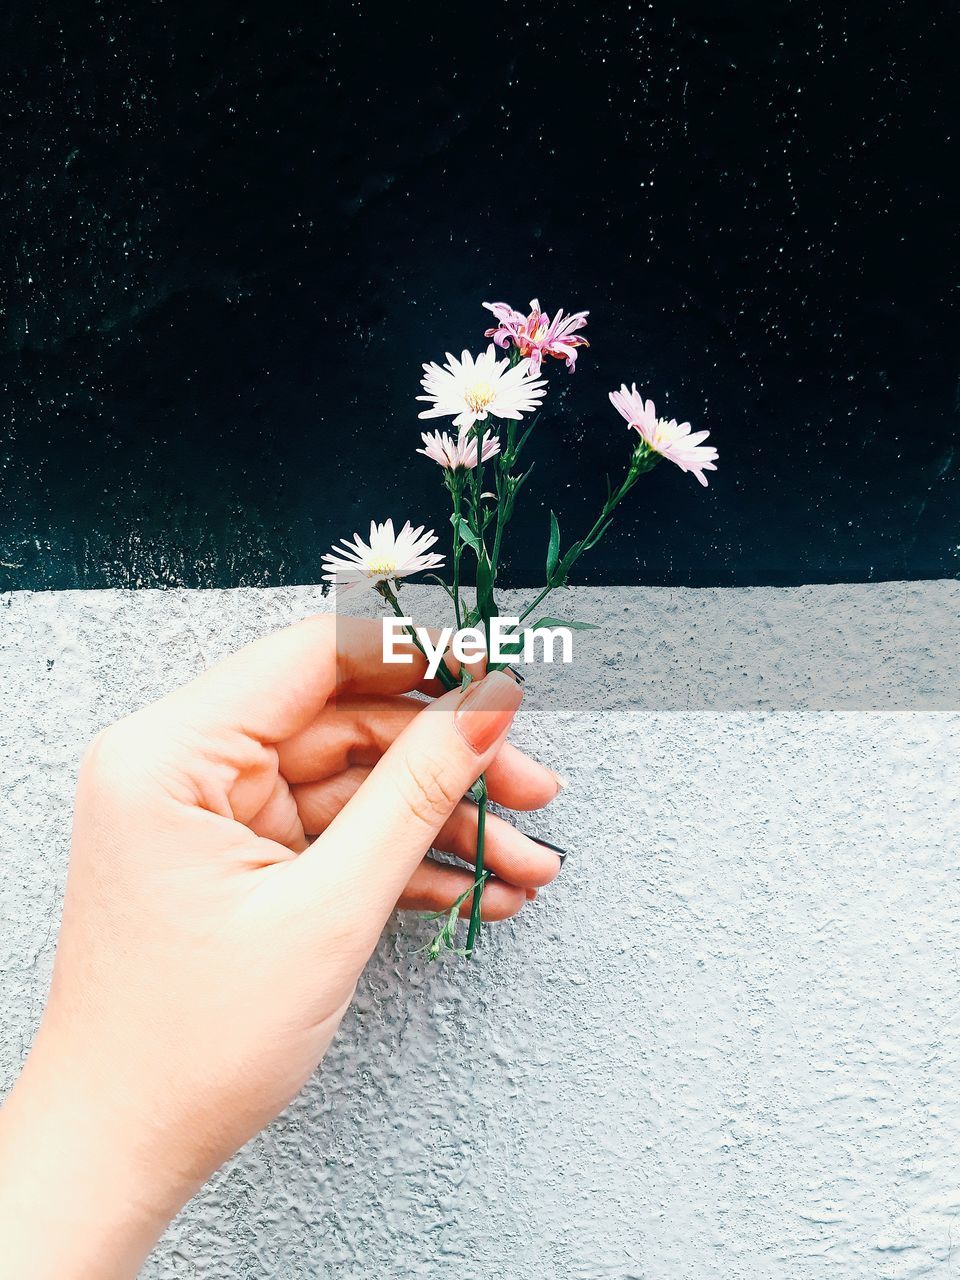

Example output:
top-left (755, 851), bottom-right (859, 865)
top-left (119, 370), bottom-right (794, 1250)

top-left (1, 583), bottom-right (958, 1280)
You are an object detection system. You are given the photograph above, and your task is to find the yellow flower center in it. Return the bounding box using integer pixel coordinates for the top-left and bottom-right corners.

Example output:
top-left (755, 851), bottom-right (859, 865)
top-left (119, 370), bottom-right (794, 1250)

top-left (367, 558), bottom-right (398, 577)
top-left (465, 380), bottom-right (495, 414)
top-left (650, 418), bottom-right (676, 450)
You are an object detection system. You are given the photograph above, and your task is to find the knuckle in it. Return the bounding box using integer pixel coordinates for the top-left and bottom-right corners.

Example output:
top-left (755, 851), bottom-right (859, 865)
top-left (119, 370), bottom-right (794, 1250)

top-left (398, 752), bottom-right (461, 828)
top-left (297, 613), bottom-right (336, 643)
top-left (78, 713), bottom-right (163, 799)
top-left (80, 721), bottom-right (133, 782)
top-left (257, 780), bottom-right (305, 849)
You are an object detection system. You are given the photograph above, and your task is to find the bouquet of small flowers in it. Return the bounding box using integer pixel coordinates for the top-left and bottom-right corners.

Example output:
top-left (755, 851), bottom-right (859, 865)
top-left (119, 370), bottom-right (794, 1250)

top-left (323, 299), bottom-right (718, 959)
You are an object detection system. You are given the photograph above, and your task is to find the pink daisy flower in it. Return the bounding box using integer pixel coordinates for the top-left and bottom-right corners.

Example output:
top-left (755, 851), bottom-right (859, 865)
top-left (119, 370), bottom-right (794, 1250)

top-left (417, 429), bottom-right (501, 471)
top-left (609, 384), bottom-right (719, 487)
top-left (482, 298), bottom-right (590, 375)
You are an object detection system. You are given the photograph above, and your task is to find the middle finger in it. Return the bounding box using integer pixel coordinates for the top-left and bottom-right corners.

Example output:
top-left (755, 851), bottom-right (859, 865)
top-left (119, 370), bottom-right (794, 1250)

top-left (278, 693), bottom-right (562, 811)
top-left (292, 766), bottom-right (564, 890)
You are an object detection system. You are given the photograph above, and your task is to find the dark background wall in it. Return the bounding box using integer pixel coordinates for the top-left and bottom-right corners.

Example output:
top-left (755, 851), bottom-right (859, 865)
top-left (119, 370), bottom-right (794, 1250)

top-left (1, 1), bottom-right (956, 591)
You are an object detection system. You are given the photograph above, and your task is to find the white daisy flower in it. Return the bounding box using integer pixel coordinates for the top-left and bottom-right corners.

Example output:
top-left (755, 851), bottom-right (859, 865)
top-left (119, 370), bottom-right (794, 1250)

top-left (417, 344), bottom-right (548, 432)
top-left (322, 519), bottom-right (444, 587)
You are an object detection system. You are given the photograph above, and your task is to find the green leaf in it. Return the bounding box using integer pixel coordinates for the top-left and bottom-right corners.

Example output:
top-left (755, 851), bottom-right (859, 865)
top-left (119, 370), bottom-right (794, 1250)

top-left (530, 617), bottom-right (599, 632)
top-left (496, 636), bottom-right (525, 657)
top-left (450, 513), bottom-right (482, 554)
top-left (476, 555), bottom-right (496, 622)
top-left (417, 871), bottom-right (490, 963)
top-left (546, 511), bottom-right (561, 581)
top-left (422, 873), bottom-right (487, 922)
top-left (582, 518), bottom-right (613, 552)
top-left (555, 539), bottom-right (584, 582)
top-left (513, 462), bottom-right (535, 496)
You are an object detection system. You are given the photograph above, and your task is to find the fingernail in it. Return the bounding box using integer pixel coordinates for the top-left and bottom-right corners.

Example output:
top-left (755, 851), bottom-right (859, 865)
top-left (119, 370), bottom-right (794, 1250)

top-left (550, 770), bottom-right (569, 791)
top-left (529, 835), bottom-right (567, 865)
top-left (505, 664), bottom-right (526, 683)
top-left (455, 671), bottom-right (524, 754)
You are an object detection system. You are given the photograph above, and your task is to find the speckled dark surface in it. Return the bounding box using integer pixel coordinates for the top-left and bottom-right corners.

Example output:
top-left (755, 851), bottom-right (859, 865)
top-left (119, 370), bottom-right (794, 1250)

top-left (1, 3), bottom-right (957, 591)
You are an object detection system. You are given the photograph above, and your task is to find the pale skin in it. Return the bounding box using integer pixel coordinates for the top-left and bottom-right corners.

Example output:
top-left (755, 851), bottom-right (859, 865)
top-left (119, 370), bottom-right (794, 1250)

top-left (0, 614), bottom-right (562, 1278)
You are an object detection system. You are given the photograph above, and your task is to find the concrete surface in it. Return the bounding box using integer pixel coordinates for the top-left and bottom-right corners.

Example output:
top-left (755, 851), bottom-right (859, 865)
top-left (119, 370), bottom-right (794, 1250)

top-left (1, 582), bottom-right (959, 1279)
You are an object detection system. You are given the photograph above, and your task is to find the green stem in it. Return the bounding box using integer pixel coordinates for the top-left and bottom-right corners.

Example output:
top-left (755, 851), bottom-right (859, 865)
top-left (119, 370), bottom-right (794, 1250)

top-left (376, 581), bottom-right (458, 691)
top-left (517, 502), bottom-right (610, 624)
top-left (465, 775), bottom-right (488, 956)
top-left (518, 455), bottom-right (655, 622)
top-left (469, 433), bottom-right (486, 554)
top-left (490, 499), bottom-right (507, 578)
top-left (450, 474), bottom-right (464, 629)
top-left (489, 455), bottom-right (512, 581)
top-left (489, 422), bottom-right (513, 576)
top-left (463, 427), bottom-right (496, 953)
top-left (518, 581), bottom-right (554, 624)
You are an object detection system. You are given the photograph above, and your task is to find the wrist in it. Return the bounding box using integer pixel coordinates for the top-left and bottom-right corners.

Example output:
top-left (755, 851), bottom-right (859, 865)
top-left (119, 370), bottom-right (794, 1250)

top-left (0, 1028), bottom-right (197, 1279)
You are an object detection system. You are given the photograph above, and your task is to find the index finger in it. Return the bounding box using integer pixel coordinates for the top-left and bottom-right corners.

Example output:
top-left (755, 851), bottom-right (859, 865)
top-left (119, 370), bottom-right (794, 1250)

top-left (156, 613), bottom-right (479, 745)
top-left (158, 614), bottom-right (340, 741)
top-left (333, 614), bottom-right (485, 697)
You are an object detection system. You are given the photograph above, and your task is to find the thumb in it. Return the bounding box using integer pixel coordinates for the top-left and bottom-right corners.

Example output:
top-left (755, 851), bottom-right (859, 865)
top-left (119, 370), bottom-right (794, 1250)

top-left (290, 671), bottom-right (523, 926)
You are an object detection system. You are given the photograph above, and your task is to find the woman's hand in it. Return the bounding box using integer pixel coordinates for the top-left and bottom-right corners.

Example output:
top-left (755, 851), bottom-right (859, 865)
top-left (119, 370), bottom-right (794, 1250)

top-left (0, 614), bottom-right (562, 1279)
